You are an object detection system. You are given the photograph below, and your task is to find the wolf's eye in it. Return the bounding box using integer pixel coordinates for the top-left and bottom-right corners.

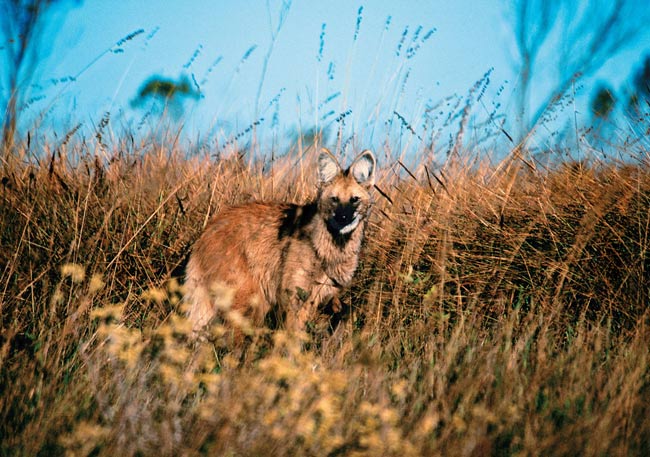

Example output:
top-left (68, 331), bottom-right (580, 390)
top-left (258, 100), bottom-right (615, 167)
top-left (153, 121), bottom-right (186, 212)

top-left (330, 196), bottom-right (339, 203)
top-left (350, 196), bottom-right (360, 204)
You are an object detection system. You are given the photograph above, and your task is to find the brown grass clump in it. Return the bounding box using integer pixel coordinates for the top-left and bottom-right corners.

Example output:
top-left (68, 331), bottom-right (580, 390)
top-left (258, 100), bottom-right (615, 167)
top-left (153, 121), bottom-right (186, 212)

top-left (1, 137), bottom-right (649, 456)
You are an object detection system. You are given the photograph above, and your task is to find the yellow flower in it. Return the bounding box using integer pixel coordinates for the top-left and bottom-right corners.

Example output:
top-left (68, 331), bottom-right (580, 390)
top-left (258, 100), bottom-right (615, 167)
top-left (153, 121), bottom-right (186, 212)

top-left (88, 273), bottom-right (105, 294)
top-left (61, 263), bottom-right (85, 283)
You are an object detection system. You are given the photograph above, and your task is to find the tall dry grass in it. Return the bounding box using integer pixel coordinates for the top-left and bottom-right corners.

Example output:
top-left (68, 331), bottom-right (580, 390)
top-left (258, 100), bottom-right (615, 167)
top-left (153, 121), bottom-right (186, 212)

top-left (1, 135), bottom-right (649, 455)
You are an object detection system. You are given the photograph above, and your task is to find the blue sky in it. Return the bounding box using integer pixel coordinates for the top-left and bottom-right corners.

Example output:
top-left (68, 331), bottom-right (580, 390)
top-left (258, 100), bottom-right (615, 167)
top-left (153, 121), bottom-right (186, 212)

top-left (6, 0), bottom-right (650, 151)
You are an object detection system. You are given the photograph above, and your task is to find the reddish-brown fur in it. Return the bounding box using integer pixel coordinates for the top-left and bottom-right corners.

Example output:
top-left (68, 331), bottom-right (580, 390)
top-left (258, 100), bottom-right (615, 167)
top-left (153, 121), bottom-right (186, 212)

top-left (184, 148), bottom-right (376, 334)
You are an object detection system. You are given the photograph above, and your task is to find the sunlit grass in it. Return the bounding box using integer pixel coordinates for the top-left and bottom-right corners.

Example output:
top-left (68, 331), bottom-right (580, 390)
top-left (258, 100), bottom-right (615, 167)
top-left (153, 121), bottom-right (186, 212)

top-left (1, 124), bottom-right (649, 456)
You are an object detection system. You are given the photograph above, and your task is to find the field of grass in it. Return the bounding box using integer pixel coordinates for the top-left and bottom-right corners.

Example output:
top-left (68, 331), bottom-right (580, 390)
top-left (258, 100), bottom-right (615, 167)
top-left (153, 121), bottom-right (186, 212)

top-left (1, 134), bottom-right (649, 455)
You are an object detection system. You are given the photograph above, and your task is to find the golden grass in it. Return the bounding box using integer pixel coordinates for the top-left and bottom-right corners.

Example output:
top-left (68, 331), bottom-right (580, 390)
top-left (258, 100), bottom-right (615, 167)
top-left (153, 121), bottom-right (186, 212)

top-left (1, 138), bottom-right (649, 456)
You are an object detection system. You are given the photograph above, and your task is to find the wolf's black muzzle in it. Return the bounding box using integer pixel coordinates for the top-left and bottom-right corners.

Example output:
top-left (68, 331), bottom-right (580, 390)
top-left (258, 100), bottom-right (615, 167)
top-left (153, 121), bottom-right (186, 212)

top-left (333, 203), bottom-right (356, 227)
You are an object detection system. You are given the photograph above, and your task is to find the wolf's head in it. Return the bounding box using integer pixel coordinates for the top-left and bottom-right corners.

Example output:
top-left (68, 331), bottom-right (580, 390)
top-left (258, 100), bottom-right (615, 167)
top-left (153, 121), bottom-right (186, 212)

top-left (317, 148), bottom-right (376, 239)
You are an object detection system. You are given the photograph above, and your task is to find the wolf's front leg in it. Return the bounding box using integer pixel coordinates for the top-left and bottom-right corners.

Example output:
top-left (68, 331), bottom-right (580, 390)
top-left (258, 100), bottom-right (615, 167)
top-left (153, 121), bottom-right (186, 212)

top-left (284, 288), bottom-right (318, 332)
top-left (283, 280), bottom-right (338, 332)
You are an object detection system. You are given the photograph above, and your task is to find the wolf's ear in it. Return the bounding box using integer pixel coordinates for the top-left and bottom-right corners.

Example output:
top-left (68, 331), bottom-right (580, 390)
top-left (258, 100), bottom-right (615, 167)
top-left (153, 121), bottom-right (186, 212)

top-left (318, 148), bottom-right (341, 184)
top-left (349, 150), bottom-right (376, 187)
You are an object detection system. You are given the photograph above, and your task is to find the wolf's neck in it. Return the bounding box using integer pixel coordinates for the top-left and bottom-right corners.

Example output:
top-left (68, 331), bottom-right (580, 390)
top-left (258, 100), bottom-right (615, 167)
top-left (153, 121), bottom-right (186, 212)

top-left (312, 213), bottom-right (365, 259)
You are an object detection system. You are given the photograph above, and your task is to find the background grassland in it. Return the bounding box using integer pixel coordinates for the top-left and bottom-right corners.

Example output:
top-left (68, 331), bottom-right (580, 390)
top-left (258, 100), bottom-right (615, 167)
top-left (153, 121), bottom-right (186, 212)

top-left (1, 138), bottom-right (649, 456)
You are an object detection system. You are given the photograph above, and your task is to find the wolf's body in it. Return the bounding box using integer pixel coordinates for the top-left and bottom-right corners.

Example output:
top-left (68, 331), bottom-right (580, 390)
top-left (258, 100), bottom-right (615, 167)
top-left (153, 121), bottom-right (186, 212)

top-left (185, 149), bottom-right (376, 332)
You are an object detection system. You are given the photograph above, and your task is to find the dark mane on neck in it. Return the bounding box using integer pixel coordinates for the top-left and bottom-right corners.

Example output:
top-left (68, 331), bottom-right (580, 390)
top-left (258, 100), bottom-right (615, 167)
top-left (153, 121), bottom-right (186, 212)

top-left (277, 202), bottom-right (318, 240)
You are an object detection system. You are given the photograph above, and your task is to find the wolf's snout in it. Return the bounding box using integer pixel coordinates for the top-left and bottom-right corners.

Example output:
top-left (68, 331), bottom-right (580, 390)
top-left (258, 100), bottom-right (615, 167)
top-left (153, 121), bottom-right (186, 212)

top-left (334, 204), bottom-right (356, 224)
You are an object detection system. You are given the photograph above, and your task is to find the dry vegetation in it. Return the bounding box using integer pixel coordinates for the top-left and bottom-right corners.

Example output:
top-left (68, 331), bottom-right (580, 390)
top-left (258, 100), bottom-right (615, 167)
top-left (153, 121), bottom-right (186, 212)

top-left (1, 134), bottom-right (649, 456)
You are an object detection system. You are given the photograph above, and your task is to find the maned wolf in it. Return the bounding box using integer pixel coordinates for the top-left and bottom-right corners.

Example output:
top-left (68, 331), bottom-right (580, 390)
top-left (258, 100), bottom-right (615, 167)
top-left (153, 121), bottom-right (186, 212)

top-left (184, 148), bottom-right (376, 334)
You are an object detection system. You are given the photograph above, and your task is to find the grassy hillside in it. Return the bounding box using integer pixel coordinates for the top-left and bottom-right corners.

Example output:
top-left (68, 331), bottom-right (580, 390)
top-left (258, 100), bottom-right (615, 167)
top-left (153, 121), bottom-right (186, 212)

top-left (1, 138), bottom-right (649, 456)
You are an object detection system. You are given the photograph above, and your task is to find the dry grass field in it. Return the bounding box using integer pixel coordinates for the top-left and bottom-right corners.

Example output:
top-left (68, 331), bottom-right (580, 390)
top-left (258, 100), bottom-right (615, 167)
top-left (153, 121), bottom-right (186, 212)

top-left (1, 133), bottom-right (649, 455)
